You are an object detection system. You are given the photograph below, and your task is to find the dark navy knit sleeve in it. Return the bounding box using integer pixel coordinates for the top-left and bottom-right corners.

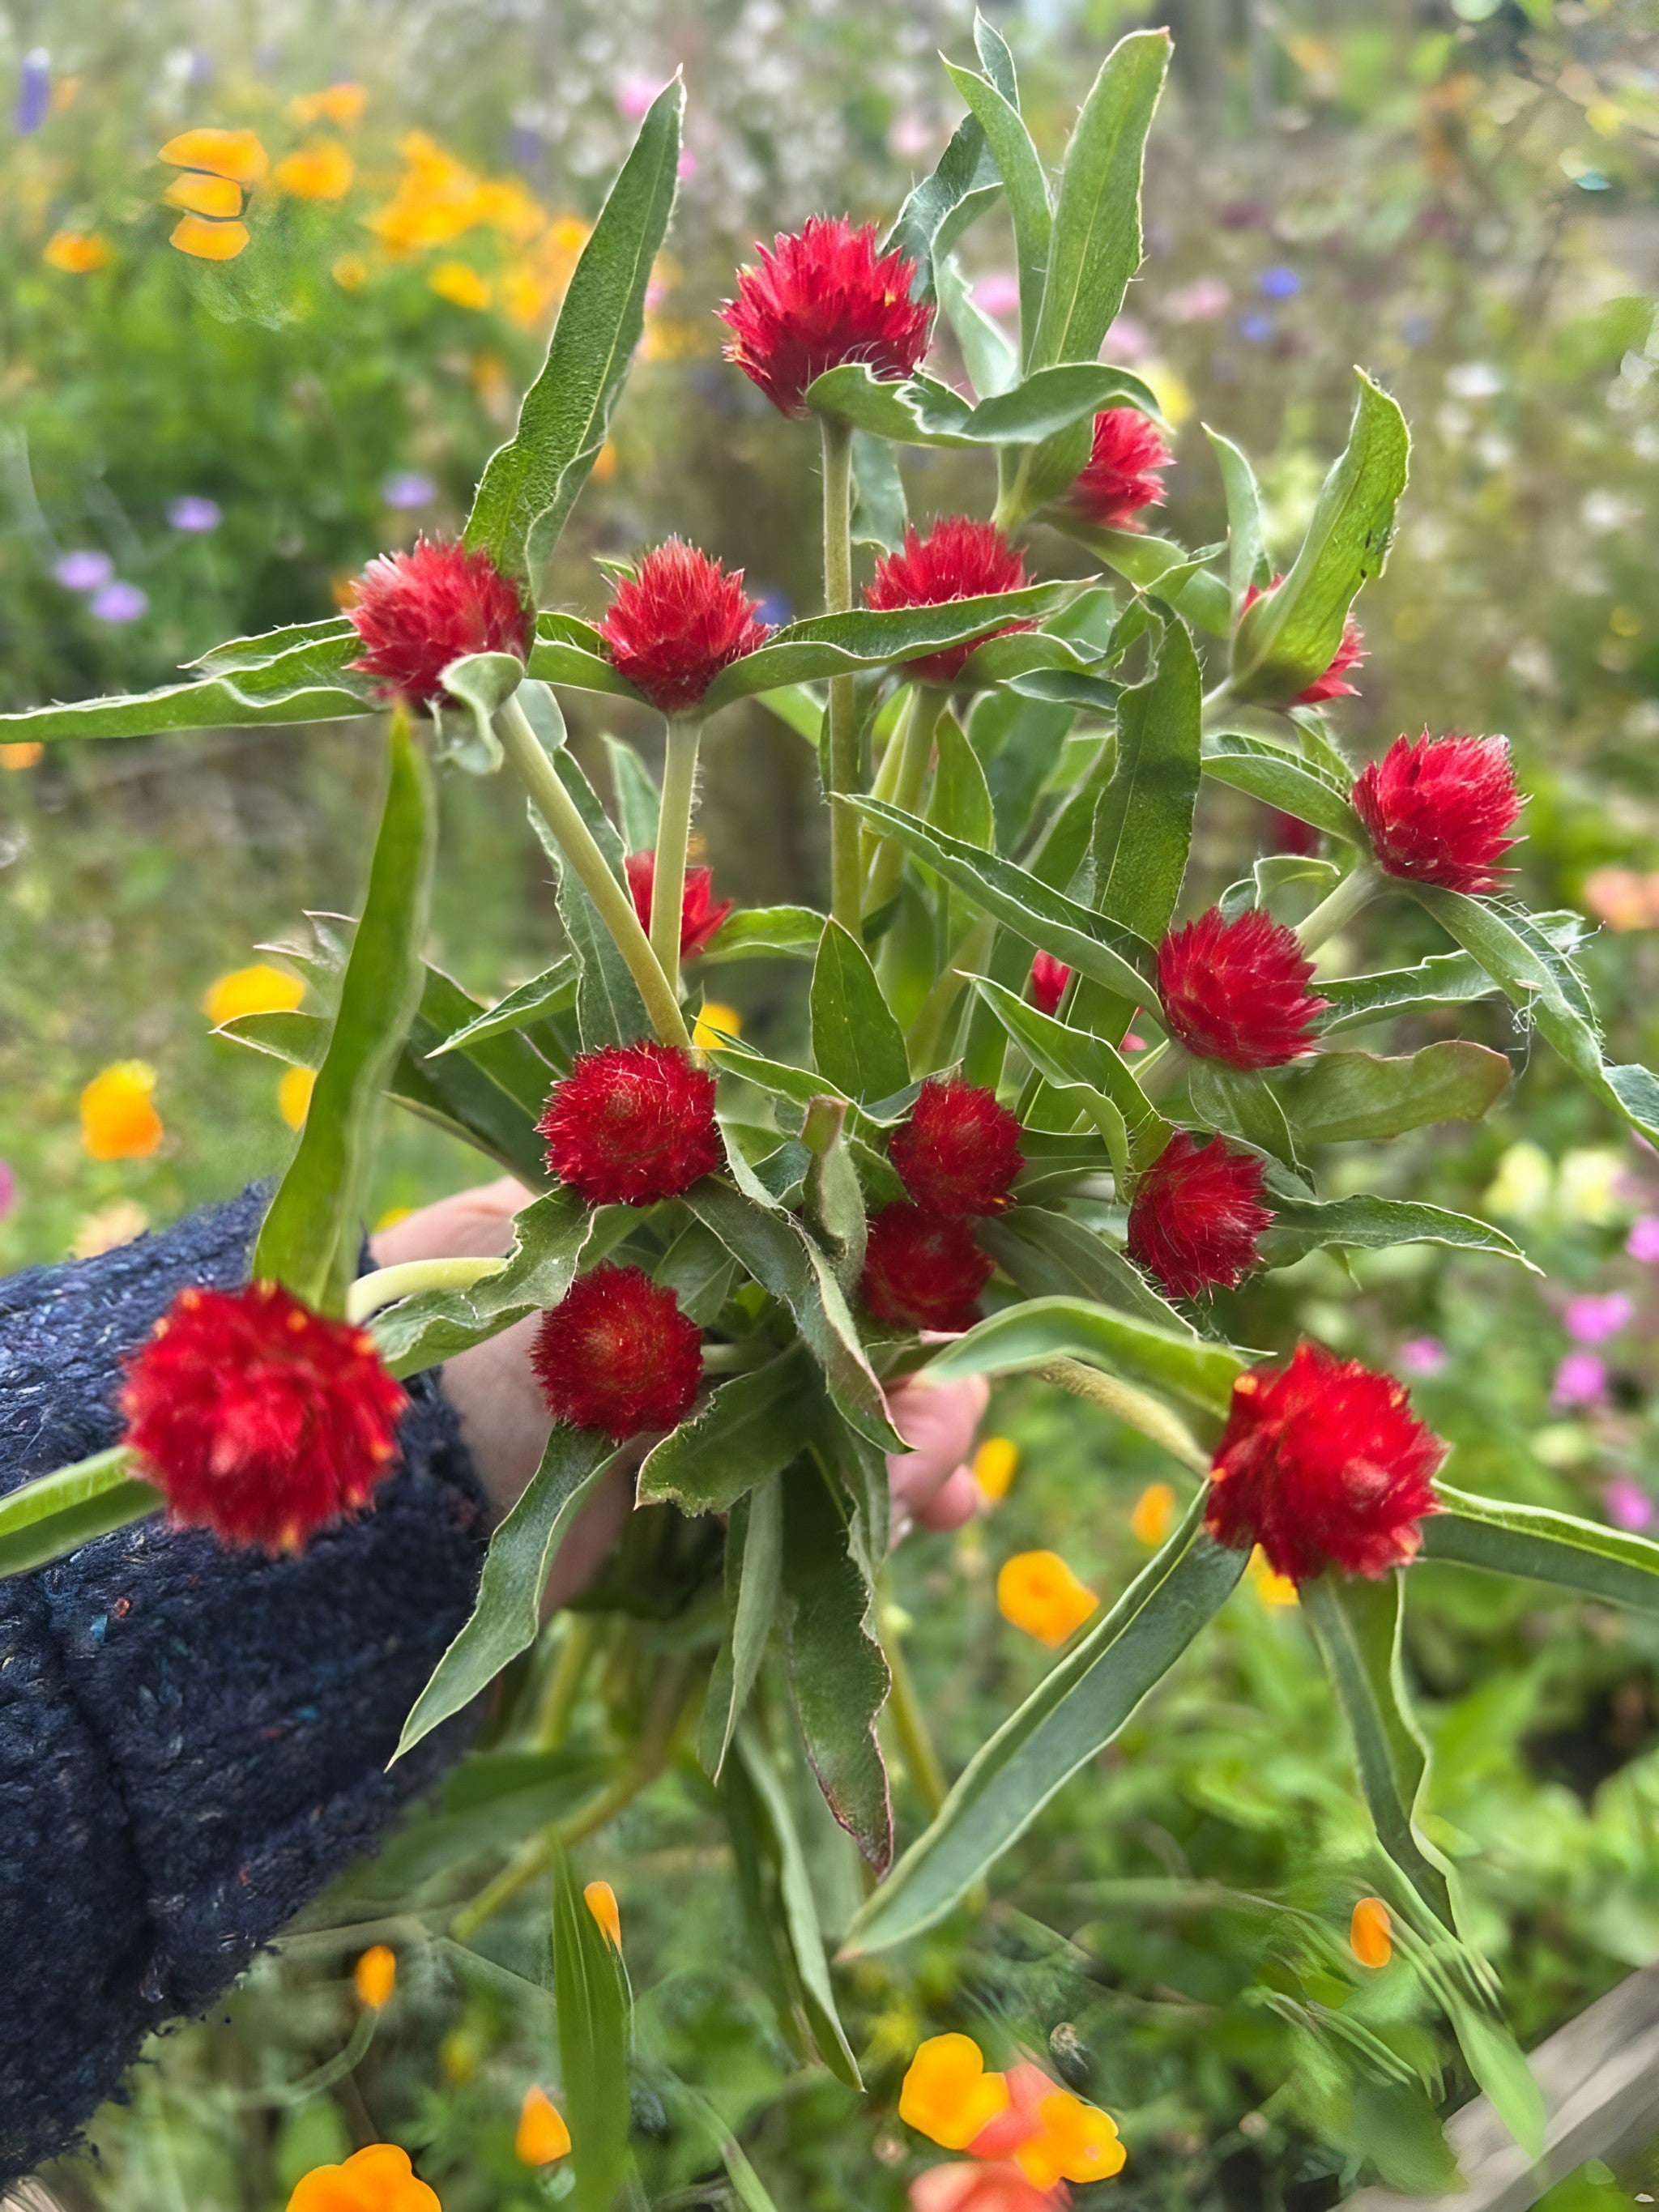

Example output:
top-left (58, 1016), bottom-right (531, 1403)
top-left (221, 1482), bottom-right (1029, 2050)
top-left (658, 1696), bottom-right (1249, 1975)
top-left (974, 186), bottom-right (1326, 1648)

top-left (0, 1188), bottom-right (490, 2184)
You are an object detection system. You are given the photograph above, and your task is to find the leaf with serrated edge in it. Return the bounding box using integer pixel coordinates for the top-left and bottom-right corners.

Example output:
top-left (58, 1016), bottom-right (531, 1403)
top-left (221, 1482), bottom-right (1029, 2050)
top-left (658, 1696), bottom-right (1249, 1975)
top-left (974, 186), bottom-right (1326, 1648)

top-left (638, 1349), bottom-right (817, 1514)
top-left (1261, 1194), bottom-right (1532, 1270)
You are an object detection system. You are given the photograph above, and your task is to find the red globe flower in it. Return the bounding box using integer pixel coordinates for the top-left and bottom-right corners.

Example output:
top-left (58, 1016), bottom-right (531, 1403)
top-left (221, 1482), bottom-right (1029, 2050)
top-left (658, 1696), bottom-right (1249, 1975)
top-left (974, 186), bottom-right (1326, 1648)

top-left (531, 1264), bottom-right (703, 1440)
top-left (119, 1281), bottom-right (407, 1550)
top-left (1243, 577), bottom-right (1365, 705)
top-left (539, 1042), bottom-right (721, 1206)
top-left (1205, 1340), bottom-right (1446, 1582)
top-left (348, 537), bottom-right (532, 705)
top-left (1352, 731), bottom-right (1521, 896)
top-left (864, 518), bottom-right (1032, 684)
top-left (719, 215), bottom-right (932, 417)
top-left (625, 850), bottom-right (735, 959)
top-left (860, 1204), bottom-right (993, 1332)
top-left (889, 1078), bottom-right (1024, 1220)
top-left (1068, 407), bottom-right (1173, 528)
top-left (597, 539), bottom-right (770, 714)
top-left (1127, 1132), bottom-right (1273, 1299)
top-left (1029, 951), bottom-right (1071, 1017)
top-left (1157, 907), bottom-right (1327, 1070)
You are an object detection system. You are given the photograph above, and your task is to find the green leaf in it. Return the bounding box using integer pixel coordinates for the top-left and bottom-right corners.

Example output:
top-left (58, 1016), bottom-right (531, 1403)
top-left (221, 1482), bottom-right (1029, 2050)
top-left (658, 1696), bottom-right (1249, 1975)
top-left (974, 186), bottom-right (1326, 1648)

top-left (527, 633), bottom-right (646, 703)
top-left (920, 1293), bottom-right (1243, 1415)
top-left (698, 1477), bottom-right (785, 1783)
top-left (370, 1191), bottom-right (594, 1379)
top-left (811, 919), bottom-right (911, 1102)
top-left (1090, 616), bottom-right (1201, 944)
top-left (972, 691), bottom-right (1077, 855)
top-left (1260, 1192), bottom-right (1533, 1270)
top-left (603, 731), bottom-right (661, 850)
top-left (881, 11), bottom-right (1016, 305)
top-left (395, 1428), bottom-right (616, 1758)
top-left (842, 1492), bottom-right (1244, 1953)
top-left (550, 1840), bottom-right (634, 2212)
top-left (928, 713), bottom-right (996, 852)
top-left (803, 1096), bottom-right (868, 1289)
top-left (937, 251), bottom-right (1017, 400)
top-left (0, 664), bottom-right (372, 744)
top-left (1277, 1042), bottom-right (1512, 1145)
top-left (702, 906), bottom-right (824, 964)
top-left (1205, 424), bottom-right (1273, 616)
top-left (254, 717), bottom-right (435, 1313)
top-left (1050, 518), bottom-right (1233, 635)
top-left (0, 1450), bottom-right (161, 1581)
top-left (966, 973), bottom-right (1166, 1154)
top-left (190, 614), bottom-right (356, 676)
top-left (982, 1207), bottom-right (1191, 1332)
top-left (433, 650), bottom-right (522, 773)
top-left (1230, 369), bottom-right (1409, 705)
top-left (1319, 948), bottom-right (1501, 1034)
top-left (850, 428), bottom-right (909, 551)
top-left (464, 77), bottom-right (683, 593)
top-left (1201, 731), bottom-right (1364, 842)
top-left (925, 364), bottom-right (1162, 444)
top-left (941, 58), bottom-right (1051, 360)
top-left (430, 959), bottom-right (578, 1056)
top-left (1188, 1060), bottom-right (1301, 1170)
top-left (1424, 1481), bottom-right (1659, 1614)
top-left (638, 1349), bottom-right (817, 1514)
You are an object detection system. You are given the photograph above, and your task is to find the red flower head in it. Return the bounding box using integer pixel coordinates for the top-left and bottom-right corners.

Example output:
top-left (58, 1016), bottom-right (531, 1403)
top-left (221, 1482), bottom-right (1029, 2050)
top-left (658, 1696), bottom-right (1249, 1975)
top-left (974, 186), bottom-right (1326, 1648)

top-left (861, 1204), bottom-right (993, 1332)
top-left (1157, 907), bottom-right (1327, 1070)
top-left (598, 538), bottom-right (770, 715)
top-left (1128, 1132), bottom-right (1273, 1299)
top-left (1205, 1340), bottom-right (1446, 1582)
top-left (624, 850), bottom-right (735, 960)
top-left (348, 536), bottom-right (532, 705)
top-left (531, 1264), bottom-right (702, 1439)
top-left (539, 1042), bottom-right (721, 1206)
top-left (890, 1078), bottom-right (1024, 1220)
top-left (719, 216), bottom-right (932, 417)
top-left (1068, 407), bottom-right (1173, 529)
top-left (1353, 731), bottom-right (1521, 896)
top-left (865, 518), bottom-right (1032, 685)
top-left (1243, 577), bottom-right (1366, 705)
top-left (1029, 951), bottom-right (1071, 1018)
top-left (119, 1282), bottom-right (406, 1549)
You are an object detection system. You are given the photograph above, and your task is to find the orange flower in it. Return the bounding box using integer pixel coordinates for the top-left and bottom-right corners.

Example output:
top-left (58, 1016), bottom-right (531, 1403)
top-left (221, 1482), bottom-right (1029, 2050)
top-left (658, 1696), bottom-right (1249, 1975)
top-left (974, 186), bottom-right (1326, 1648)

top-left (354, 1944), bottom-right (396, 2007)
top-left (159, 127), bottom-right (269, 184)
top-left (276, 142), bottom-right (356, 201)
top-left (972, 1438), bottom-right (1019, 1503)
top-left (1350, 1896), bottom-right (1392, 1969)
top-left (516, 2086), bottom-right (572, 2165)
top-left (44, 231), bottom-right (110, 273)
top-left (996, 1552), bottom-right (1098, 1648)
top-left (900, 2034), bottom-right (1012, 2152)
top-left (290, 83), bottom-right (368, 127)
top-left (584, 1879), bottom-right (622, 1949)
top-left (279, 1066), bottom-right (316, 1129)
top-left (429, 260), bottom-right (491, 309)
top-left (1129, 1481), bottom-right (1175, 1546)
top-left (286, 2142), bottom-right (439, 2212)
top-left (203, 963), bottom-right (305, 1027)
top-left (971, 2064), bottom-right (1125, 2190)
top-left (170, 214), bottom-right (251, 261)
top-left (164, 173), bottom-right (242, 218)
top-left (0, 741), bottom-right (43, 769)
top-left (80, 1062), bottom-right (163, 1161)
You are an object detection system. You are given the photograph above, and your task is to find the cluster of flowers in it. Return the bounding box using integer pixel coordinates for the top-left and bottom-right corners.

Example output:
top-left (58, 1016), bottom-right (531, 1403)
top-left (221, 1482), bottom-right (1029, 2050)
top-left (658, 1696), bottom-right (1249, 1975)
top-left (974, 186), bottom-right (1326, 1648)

top-left (900, 2032), bottom-right (1125, 2212)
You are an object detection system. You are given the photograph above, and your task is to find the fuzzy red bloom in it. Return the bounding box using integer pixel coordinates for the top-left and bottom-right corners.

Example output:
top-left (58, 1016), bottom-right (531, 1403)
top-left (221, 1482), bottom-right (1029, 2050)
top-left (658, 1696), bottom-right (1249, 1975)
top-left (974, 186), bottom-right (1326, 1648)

top-left (860, 1204), bottom-right (993, 1332)
top-left (539, 1042), bottom-right (720, 1206)
top-left (1353, 731), bottom-right (1520, 896)
top-left (348, 536), bottom-right (532, 705)
top-left (1068, 407), bottom-right (1173, 529)
top-left (1242, 577), bottom-right (1365, 705)
top-left (719, 215), bottom-right (932, 417)
top-left (890, 1078), bottom-right (1024, 1220)
top-left (624, 850), bottom-right (735, 960)
top-left (865, 518), bottom-right (1032, 685)
top-left (1128, 1132), bottom-right (1273, 1299)
top-left (1205, 1340), bottom-right (1446, 1582)
top-left (119, 1282), bottom-right (406, 1549)
top-left (598, 539), bottom-right (769, 715)
top-left (531, 1264), bottom-right (702, 1439)
top-left (1157, 907), bottom-right (1327, 1070)
top-left (1029, 951), bottom-right (1071, 1018)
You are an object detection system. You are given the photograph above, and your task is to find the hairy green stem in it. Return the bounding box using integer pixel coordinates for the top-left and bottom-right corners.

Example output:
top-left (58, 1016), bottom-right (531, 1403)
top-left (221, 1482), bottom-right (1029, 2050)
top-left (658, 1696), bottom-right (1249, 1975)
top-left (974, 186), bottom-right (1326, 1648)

top-left (906, 914), bottom-right (996, 1076)
top-left (1295, 862), bottom-right (1380, 956)
top-left (496, 691), bottom-right (690, 1049)
top-left (651, 714), bottom-right (702, 997)
top-left (346, 1255), bottom-right (506, 1326)
top-left (534, 1613), bottom-right (601, 1752)
top-left (864, 684), bottom-right (942, 917)
top-left (880, 1593), bottom-right (948, 1819)
top-left (820, 413), bottom-right (861, 935)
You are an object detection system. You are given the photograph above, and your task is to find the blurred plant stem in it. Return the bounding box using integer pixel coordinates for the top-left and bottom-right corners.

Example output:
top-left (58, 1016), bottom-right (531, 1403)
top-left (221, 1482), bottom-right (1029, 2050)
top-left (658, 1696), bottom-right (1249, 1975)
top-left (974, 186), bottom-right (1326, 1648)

top-left (820, 413), bottom-right (861, 935)
top-left (906, 914), bottom-right (996, 1076)
top-left (651, 714), bottom-right (702, 996)
top-left (535, 1613), bottom-right (602, 1751)
top-left (345, 1254), bottom-right (505, 1325)
top-left (864, 683), bottom-right (942, 917)
top-left (1037, 1357), bottom-right (1214, 1474)
top-left (880, 1581), bottom-right (948, 1818)
top-left (1296, 863), bottom-right (1380, 954)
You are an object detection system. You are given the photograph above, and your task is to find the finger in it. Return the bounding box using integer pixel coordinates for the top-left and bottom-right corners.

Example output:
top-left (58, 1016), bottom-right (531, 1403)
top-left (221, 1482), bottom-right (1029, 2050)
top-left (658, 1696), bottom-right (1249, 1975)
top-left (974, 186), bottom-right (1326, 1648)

top-left (369, 1176), bottom-right (533, 1266)
top-left (885, 1374), bottom-right (991, 1500)
top-left (915, 1464), bottom-right (981, 1533)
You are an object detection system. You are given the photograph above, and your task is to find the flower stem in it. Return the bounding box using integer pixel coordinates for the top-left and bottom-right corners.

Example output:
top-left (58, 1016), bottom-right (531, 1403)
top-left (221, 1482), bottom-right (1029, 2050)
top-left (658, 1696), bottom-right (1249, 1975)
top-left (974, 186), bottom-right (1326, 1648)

top-left (496, 691), bottom-right (691, 1050)
top-left (1036, 1357), bottom-right (1214, 1475)
top-left (650, 714), bottom-right (702, 998)
top-left (533, 1613), bottom-right (600, 1751)
top-left (346, 1255), bottom-right (507, 1326)
top-left (1294, 862), bottom-right (1379, 956)
top-left (820, 412), bottom-right (861, 936)
top-left (906, 913), bottom-right (996, 1076)
top-left (880, 1588), bottom-right (948, 1819)
top-left (864, 684), bottom-right (941, 917)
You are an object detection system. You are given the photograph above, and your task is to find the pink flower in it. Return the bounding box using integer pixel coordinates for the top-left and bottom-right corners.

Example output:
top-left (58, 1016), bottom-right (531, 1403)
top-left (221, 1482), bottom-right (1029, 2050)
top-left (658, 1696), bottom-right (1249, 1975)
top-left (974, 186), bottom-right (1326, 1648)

top-left (1552, 1351), bottom-right (1608, 1410)
top-left (974, 271), bottom-right (1021, 319)
top-left (1628, 1216), bottom-right (1659, 1264)
top-left (1564, 1293), bottom-right (1635, 1345)
top-left (1606, 1478), bottom-right (1654, 1532)
top-left (1398, 1336), bottom-right (1447, 1377)
top-left (910, 2163), bottom-right (1065, 2212)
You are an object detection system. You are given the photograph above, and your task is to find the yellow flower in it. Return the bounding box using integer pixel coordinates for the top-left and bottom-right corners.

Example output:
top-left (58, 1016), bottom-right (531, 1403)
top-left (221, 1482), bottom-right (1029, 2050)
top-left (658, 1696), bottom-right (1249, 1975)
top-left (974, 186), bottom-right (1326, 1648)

top-left (170, 214), bottom-right (251, 262)
top-left (1129, 1480), bottom-right (1175, 1546)
top-left (898, 2033), bottom-right (1011, 2151)
top-left (515, 2086), bottom-right (571, 2166)
top-left (476, 176), bottom-right (546, 241)
top-left (332, 252), bottom-right (369, 290)
top-left (279, 1066), bottom-right (317, 1129)
top-left (80, 1062), bottom-right (163, 1161)
top-left (584, 1878), bottom-right (622, 1950)
top-left (1484, 1140), bottom-right (1552, 1222)
top-left (1558, 1147), bottom-right (1626, 1227)
top-left (286, 2143), bottom-right (439, 2212)
top-left (1014, 2091), bottom-right (1127, 2189)
top-left (276, 142), bottom-right (356, 201)
top-left (70, 1200), bottom-right (150, 1259)
top-left (163, 172), bottom-right (243, 218)
top-left (290, 83), bottom-right (368, 127)
top-left (592, 438), bottom-right (619, 483)
top-left (354, 1944), bottom-right (396, 2008)
top-left (44, 231), bottom-right (110, 273)
top-left (159, 127), bottom-right (269, 184)
top-left (693, 1000), bottom-right (742, 1050)
top-left (0, 741), bottom-right (43, 769)
top-left (501, 264), bottom-right (553, 328)
top-left (1137, 360), bottom-right (1192, 425)
top-left (1246, 1547), bottom-right (1299, 1607)
top-left (996, 1551), bottom-right (1098, 1647)
top-left (1350, 1895), bottom-right (1392, 1969)
top-left (429, 260), bottom-right (492, 310)
top-left (203, 962), bottom-right (305, 1027)
top-left (972, 1436), bottom-right (1019, 1503)
top-left (374, 1204), bottom-right (414, 1233)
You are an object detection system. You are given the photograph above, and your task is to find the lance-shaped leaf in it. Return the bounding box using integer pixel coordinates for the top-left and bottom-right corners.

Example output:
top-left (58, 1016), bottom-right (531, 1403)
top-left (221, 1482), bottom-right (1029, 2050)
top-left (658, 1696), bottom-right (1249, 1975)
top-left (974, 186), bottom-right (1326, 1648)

top-left (811, 920), bottom-right (911, 1102)
top-left (395, 1427), bottom-right (617, 1758)
top-left (1423, 1480), bottom-right (1659, 1613)
top-left (942, 56), bottom-right (1051, 356)
top-left (1202, 731), bottom-right (1364, 842)
top-left (842, 1491), bottom-right (1244, 1953)
top-left (0, 664), bottom-right (372, 744)
top-left (1230, 369), bottom-right (1409, 705)
top-left (699, 1479), bottom-right (785, 1783)
top-left (967, 973), bottom-right (1167, 1154)
top-left (1090, 615), bottom-right (1201, 944)
top-left (882, 9), bottom-right (1017, 305)
top-left (465, 77), bottom-right (683, 595)
top-left (938, 251), bottom-right (1017, 400)
top-left (1277, 1042), bottom-right (1512, 1146)
top-left (370, 1191), bottom-right (594, 1379)
top-left (851, 429), bottom-right (908, 551)
top-left (1188, 1061), bottom-right (1302, 1171)
top-left (1049, 518), bottom-right (1232, 635)
top-left (638, 1349), bottom-right (818, 1515)
top-left (191, 614), bottom-right (356, 676)
top-left (0, 1450), bottom-right (161, 1581)
top-left (1205, 425), bottom-right (1273, 616)
top-left (702, 906), bottom-right (824, 964)
top-left (920, 1293), bottom-right (1243, 1416)
top-left (527, 616), bottom-right (646, 702)
top-left (551, 1839), bottom-right (634, 2212)
top-left (982, 1208), bottom-right (1191, 1332)
top-left (1319, 948), bottom-right (1503, 1034)
top-left (804, 361), bottom-right (1161, 451)
top-left (431, 958), bottom-right (578, 1055)
top-left (254, 716), bottom-right (435, 1314)
top-left (1260, 1192), bottom-right (1532, 1270)
top-left (434, 649), bottom-right (522, 774)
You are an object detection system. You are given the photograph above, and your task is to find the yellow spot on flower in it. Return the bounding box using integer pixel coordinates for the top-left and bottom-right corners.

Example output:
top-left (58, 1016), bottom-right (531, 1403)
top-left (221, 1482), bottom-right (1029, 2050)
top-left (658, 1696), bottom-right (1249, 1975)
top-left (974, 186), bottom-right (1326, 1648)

top-left (1247, 1547), bottom-right (1299, 1607)
top-left (276, 141), bottom-right (356, 202)
top-left (693, 1000), bottom-right (742, 1051)
top-left (354, 1944), bottom-right (396, 2008)
top-left (170, 213), bottom-right (251, 261)
top-left (203, 962), bottom-right (305, 1027)
top-left (516, 2086), bottom-right (572, 2165)
top-left (0, 741), bottom-right (43, 769)
top-left (80, 1061), bottom-right (163, 1161)
top-left (429, 259), bottom-right (492, 309)
top-left (899, 2033), bottom-right (1012, 2151)
top-left (70, 1200), bottom-right (150, 1259)
top-left (285, 2142), bottom-right (439, 2212)
top-left (279, 1066), bottom-right (317, 1129)
top-left (159, 128), bottom-right (269, 184)
top-left (290, 83), bottom-right (368, 127)
top-left (1015, 2091), bottom-right (1127, 2189)
top-left (1350, 1896), bottom-right (1392, 1969)
top-left (972, 1436), bottom-right (1019, 1503)
top-left (163, 172), bottom-right (243, 218)
top-left (332, 251), bottom-right (369, 290)
top-left (44, 231), bottom-right (110, 273)
top-left (1130, 1481), bottom-right (1175, 1546)
top-left (996, 1550), bottom-right (1098, 1648)
top-left (584, 1878), bottom-right (622, 1949)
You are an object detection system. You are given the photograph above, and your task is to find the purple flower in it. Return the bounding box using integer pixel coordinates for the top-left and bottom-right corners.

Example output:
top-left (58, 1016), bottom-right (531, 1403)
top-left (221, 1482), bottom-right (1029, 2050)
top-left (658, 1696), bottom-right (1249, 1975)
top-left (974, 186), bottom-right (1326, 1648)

top-left (1565, 1292), bottom-right (1635, 1345)
top-left (89, 581), bottom-right (149, 624)
top-left (1258, 265), bottom-right (1301, 300)
top-left (381, 471), bottom-right (436, 510)
top-left (752, 590), bottom-right (792, 629)
top-left (55, 549), bottom-right (113, 592)
top-left (1401, 313), bottom-right (1433, 347)
top-left (1627, 1215), bottom-right (1659, 1263)
top-left (1606, 1478), bottom-right (1654, 1532)
top-left (0, 1159), bottom-right (13, 1221)
top-left (1398, 1336), bottom-right (1447, 1376)
top-left (167, 495), bottom-right (221, 532)
top-left (1552, 1350), bottom-right (1608, 1410)
top-left (15, 48), bottom-right (49, 135)
top-left (1239, 312), bottom-right (1275, 344)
